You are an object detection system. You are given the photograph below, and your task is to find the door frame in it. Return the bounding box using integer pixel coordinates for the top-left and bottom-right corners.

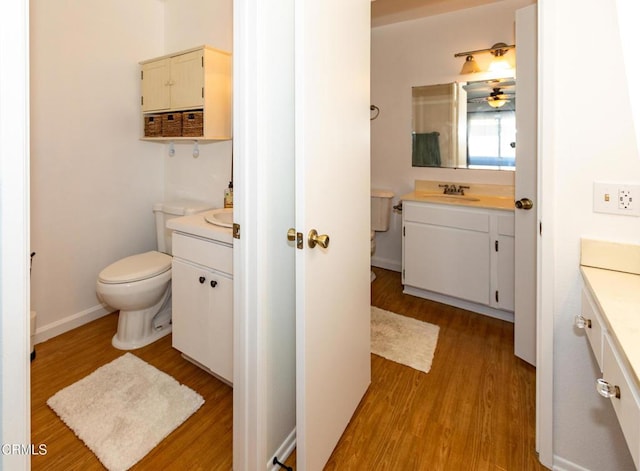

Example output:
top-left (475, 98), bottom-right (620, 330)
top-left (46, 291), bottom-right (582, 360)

top-left (0, 0), bottom-right (31, 469)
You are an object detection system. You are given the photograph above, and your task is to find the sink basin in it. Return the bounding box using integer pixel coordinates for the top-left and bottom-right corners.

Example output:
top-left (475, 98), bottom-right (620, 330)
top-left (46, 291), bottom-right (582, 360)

top-left (204, 208), bottom-right (233, 228)
top-left (420, 193), bottom-right (481, 202)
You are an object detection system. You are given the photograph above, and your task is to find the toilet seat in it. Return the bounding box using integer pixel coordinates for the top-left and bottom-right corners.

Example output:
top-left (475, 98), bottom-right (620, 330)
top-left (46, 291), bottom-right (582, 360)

top-left (98, 251), bottom-right (171, 284)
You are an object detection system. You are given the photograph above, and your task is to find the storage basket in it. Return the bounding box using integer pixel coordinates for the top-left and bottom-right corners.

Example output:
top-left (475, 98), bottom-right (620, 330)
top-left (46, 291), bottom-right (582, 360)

top-left (162, 113), bottom-right (183, 137)
top-left (182, 111), bottom-right (204, 137)
top-left (144, 115), bottom-right (163, 137)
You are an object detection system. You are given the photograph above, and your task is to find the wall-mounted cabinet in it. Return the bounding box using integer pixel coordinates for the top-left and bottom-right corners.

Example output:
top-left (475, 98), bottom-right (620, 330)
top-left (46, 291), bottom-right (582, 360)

top-left (140, 45), bottom-right (231, 141)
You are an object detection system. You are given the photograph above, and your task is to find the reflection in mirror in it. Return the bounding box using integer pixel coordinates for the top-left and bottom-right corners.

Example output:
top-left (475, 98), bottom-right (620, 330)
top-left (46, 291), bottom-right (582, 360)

top-left (411, 78), bottom-right (516, 170)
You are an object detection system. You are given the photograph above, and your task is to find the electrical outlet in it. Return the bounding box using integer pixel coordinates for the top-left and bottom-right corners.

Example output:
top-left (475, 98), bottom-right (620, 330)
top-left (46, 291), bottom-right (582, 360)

top-left (618, 187), bottom-right (633, 210)
top-left (594, 182), bottom-right (640, 216)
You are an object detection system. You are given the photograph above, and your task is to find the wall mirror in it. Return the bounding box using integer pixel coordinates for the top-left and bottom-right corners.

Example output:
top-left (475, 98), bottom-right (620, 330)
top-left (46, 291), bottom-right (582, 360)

top-left (411, 78), bottom-right (516, 170)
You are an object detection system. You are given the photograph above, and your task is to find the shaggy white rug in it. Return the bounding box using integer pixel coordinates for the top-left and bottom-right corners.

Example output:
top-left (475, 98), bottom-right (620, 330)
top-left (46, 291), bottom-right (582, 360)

top-left (371, 306), bottom-right (440, 373)
top-left (47, 353), bottom-right (204, 471)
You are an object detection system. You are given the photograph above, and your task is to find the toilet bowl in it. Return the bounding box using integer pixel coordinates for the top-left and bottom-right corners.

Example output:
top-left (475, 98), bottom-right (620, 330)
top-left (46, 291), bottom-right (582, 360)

top-left (97, 251), bottom-right (173, 350)
top-left (96, 201), bottom-right (212, 350)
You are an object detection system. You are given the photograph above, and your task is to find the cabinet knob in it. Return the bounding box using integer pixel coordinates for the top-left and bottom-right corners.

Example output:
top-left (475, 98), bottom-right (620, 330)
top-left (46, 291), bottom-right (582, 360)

top-left (575, 314), bottom-right (592, 329)
top-left (596, 378), bottom-right (620, 399)
top-left (199, 276), bottom-right (206, 284)
top-left (210, 280), bottom-right (218, 288)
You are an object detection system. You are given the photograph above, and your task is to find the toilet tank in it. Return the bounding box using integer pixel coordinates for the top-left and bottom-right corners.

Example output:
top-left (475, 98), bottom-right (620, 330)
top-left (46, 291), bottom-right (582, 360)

top-left (371, 189), bottom-right (394, 231)
top-left (153, 200), bottom-right (214, 255)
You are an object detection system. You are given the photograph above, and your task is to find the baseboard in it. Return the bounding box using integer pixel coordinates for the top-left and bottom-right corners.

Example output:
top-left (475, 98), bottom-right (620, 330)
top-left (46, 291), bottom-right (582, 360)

top-left (371, 256), bottom-right (401, 273)
top-left (267, 427), bottom-right (296, 470)
top-left (403, 285), bottom-right (514, 323)
top-left (33, 303), bottom-right (113, 344)
top-left (553, 455), bottom-right (593, 471)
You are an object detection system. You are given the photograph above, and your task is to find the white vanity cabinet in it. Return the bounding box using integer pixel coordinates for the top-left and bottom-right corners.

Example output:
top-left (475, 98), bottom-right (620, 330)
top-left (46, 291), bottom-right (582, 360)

top-left (171, 232), bottom-right (233, 384)
top-left (402, 201), bottom-right (514, 316)
top-left (140, 46), bottom-right (232, 140)
top-left (579, 277), bottom-right (640, 469)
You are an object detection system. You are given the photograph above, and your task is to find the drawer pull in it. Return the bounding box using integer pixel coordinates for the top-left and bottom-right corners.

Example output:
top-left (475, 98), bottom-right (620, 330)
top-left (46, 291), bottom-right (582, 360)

top-left (596, 378), bottom-right (621, 399)
top-left (199, 276), bottom-right (206, 284)
top-left (575, 314), bottom-right (592, 329)
top-left (210, 280), bottom-right (218, 288)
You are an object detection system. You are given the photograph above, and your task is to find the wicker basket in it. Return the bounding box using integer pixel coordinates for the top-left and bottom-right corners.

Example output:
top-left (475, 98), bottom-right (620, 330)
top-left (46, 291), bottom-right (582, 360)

top-left (144, 115), bottom-right (163, 137)
top-left (182, 111), bottom-right (204, 137)
top-left (162, 113), bottom-right (183, 137)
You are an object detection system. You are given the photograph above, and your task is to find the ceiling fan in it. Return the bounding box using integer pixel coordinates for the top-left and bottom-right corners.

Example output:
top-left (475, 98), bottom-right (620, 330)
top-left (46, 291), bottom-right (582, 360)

top-left (469, 87), bottom-right (515, 108)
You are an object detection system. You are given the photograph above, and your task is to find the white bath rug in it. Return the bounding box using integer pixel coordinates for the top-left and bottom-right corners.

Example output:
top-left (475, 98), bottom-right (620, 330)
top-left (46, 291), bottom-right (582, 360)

top-left (47, 353), bottom-right (204, 471)
top-left (371, 306), bottom-right (440, 373)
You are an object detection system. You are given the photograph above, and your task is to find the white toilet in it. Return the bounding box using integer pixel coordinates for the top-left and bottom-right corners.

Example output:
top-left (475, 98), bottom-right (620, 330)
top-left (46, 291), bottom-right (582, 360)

top-left (371, 189), bottom-right (394, 282)
top-left (96, 201), bottom-right (212, 350)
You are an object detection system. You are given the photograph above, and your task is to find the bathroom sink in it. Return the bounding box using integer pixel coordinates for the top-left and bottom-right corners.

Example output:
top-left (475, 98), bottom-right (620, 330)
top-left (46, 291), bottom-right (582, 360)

top-left (420, 193), bottom-right (481, 202)
top-left (204, 208), bottom-right (233, 228)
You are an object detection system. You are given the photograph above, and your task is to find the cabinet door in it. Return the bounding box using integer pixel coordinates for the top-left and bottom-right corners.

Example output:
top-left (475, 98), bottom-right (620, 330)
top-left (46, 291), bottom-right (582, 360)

top-left (170, 50), bottom-right (204, 110)
top-left (141, 58), bottom-right (171, 112)
top-left (207, 272), bottom-right (233, 383)
top-left (495, 234), bottom-right (515, 311)
top-left (404, 222), bottom-right (490, 305)
top-left (172, 259), bottom-right (211, 365)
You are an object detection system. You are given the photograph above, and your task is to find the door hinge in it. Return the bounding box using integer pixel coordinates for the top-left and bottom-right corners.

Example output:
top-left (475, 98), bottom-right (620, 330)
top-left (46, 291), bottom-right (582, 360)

top-left (403, 226), bottom-right (405, 237)
top-left (539, 221), bottom-right (542, 235)
top-left (141, 96), bottom-right (144, 106)
top-left (495, 290), bottom-right (499, 303)
top-left (233, 223), bottom-right (241, 239)
top-left (141, 70), bottom-right (143, 80)
top-left (201, 56), bottom-right (204, 67)
top-left (202, 87), bottom-right (204, 98)
top-left (495, 240), bottom-right (499, 252)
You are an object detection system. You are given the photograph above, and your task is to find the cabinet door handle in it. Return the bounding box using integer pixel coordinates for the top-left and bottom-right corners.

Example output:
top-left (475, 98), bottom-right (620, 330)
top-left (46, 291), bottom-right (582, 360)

top-left (210, 280), bottom-right (218, 288)
top-left (575, 314), bottom-right (592, 329)
top-left (596, 378), bottom-right (621, 399)
top-left (199, 276), bottom-right (206, 284)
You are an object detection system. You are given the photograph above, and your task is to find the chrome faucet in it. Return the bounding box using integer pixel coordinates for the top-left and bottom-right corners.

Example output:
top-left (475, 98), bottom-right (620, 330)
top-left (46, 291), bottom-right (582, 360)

top-left (438, 184), bottom-right (470, 195)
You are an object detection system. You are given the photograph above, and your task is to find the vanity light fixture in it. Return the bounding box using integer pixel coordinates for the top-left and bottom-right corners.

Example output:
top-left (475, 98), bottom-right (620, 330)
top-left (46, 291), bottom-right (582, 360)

top-left (454, 42), bottom-right (515, 74)
top-left (460, 55), bottom-right (481, 74)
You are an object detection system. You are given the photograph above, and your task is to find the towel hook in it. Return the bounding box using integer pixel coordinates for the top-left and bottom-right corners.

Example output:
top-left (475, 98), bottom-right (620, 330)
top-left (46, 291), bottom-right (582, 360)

top-left (168, 142), bottom-right (175, 157)
top-left (370, 104), bottom-right (380, 120)
top-left (192, 141), bottom-right (200, 158)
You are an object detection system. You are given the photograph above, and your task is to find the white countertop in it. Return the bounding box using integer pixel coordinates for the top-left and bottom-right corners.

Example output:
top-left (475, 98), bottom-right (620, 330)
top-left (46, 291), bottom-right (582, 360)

top-left (167, 210), bottom-right (233, 245)
top-left (581, 265), bottom-right (640, 387)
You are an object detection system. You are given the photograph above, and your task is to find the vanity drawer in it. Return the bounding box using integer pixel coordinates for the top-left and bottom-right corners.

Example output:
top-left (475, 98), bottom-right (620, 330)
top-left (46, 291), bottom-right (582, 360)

top-left (581, 288), bottom-right (605, 371)
top-left (404, 202), bottom-right (489, 232)
top-left (602, 335), bottom-right (640, 468)
top-left (172, 232), bottom-right (233, 275)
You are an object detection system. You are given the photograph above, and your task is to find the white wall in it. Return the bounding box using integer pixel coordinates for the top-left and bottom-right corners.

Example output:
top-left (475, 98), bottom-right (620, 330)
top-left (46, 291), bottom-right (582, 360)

top-left (370, 0), bottom-right (532, 271)
top-left (542, 0), bottom-right (640, 469)
top-left (163, 0), bottom-right (233, 208)
top-left (29, 0), bottom-right (234, 340)
top-left (30, 0), bottom-right (166, 339)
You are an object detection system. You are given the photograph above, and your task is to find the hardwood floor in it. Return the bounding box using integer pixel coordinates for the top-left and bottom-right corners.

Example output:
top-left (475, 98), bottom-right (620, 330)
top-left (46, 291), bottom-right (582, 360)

top-left (31, 267), bottom-right (544, 470)
top-left (30, 314), bottom-right (233, 470)
top-left (288, 267), bottom-right (545, 470)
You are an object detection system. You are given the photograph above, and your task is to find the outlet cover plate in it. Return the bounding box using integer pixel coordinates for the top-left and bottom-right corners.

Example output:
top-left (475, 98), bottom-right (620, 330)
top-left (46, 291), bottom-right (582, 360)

top-left (593, 182), bottom-right (640, 216)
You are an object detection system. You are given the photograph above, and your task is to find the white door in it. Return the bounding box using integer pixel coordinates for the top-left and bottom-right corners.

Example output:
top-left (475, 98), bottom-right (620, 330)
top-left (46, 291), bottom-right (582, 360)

top-left (294, 0), bottom-right (372, 469)
top-left (514, 5), bottom-right (537, 366)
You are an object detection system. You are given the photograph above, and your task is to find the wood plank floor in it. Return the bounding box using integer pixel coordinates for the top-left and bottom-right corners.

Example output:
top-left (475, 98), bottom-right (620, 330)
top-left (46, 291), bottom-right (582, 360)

top-left (31, 267), bottom-right (545, 470)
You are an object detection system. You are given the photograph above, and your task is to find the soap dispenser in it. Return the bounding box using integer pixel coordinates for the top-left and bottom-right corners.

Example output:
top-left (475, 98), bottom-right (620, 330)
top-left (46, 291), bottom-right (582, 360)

top-left (224, 181), bottom-right (233, 209)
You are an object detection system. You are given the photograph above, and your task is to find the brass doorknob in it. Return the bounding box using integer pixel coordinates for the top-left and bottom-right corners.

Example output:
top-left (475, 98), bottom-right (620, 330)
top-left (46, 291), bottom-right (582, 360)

top-left (308, 229), bottom-right (330, 249)
top-left (515, 198), bottom-right (534, 210)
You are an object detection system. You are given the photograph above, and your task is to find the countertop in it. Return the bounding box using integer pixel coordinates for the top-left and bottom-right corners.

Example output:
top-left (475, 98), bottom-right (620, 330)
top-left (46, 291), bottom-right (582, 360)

top-left (167, 210), bottom-right (234, 245)
top-left (581, 265), bottom-right (640, 387)
top-left (401, 180), bottom-right (515, 211)
top-left (401, 191), bottom-right (515, 211)
top-left (580, 237), bottom-right (640, 390)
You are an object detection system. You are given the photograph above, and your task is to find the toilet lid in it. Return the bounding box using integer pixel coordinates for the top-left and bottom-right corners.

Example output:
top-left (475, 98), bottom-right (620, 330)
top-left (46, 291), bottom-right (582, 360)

top-left (98, 251), bottom-right (171, 284)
